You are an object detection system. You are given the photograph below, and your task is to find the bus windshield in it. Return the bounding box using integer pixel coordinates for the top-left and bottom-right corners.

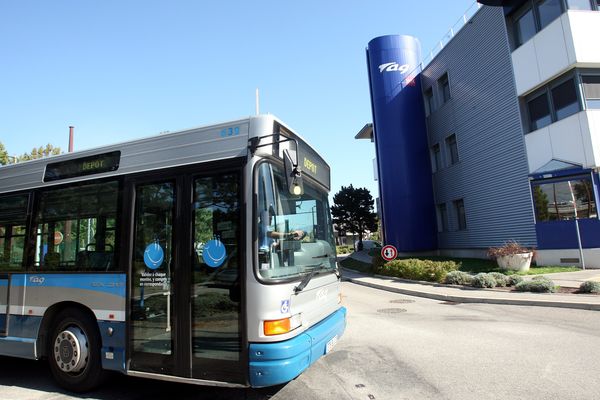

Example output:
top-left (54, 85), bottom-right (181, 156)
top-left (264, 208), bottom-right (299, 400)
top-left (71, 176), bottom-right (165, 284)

top-left (256, 161), bottom-right (336, 281)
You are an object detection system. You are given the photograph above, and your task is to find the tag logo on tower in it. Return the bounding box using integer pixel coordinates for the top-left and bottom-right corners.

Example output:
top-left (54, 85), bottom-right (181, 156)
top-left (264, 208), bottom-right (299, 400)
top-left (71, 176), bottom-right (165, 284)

top-left (378, 62), bottom-right (410, 74)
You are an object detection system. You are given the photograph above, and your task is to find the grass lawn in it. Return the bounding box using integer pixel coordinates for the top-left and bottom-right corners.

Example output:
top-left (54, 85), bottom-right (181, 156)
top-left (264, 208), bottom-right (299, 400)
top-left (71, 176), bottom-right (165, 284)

top-left (342, 253), bottom-right (580, 276)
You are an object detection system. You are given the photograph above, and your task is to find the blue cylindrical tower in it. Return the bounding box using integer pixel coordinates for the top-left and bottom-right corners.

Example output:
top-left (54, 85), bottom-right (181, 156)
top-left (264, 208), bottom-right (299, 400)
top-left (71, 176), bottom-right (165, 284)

top-left (366, 35), bottom-right (437, 251)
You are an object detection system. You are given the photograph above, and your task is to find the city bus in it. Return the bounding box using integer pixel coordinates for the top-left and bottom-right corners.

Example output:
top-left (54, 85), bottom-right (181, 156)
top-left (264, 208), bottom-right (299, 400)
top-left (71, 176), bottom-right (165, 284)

top-left (0, 115), bottom-right (346, 392)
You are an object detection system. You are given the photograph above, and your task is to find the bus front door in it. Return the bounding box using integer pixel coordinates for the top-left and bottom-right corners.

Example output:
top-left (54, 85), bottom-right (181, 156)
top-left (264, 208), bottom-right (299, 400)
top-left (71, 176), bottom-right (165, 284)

top-left (128, 170), bottom-right (245, 385)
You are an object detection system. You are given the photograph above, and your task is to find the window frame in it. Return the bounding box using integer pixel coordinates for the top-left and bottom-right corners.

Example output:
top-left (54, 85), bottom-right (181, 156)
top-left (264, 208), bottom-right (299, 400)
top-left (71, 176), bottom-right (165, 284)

top-left (0, 193), bottom-right (30, 271)
top-left (437, 203), bottom-right (448, 232)
top-left (32, 177), bottom-right (123, 272)
top-left (524, 73), bottom-right (582, 133)
top-left (431, 143), bottom-right (442, 173)
top-left (445, 134), bottom-right (459, 166)
top-left (424, 87), bottom-right (434, 116)
top-left (453, 199), bottom-right (467, 231)
top-left (438, 73), bottom-right (451, 104)
top-left (510, 0), bottom-right (597, 49)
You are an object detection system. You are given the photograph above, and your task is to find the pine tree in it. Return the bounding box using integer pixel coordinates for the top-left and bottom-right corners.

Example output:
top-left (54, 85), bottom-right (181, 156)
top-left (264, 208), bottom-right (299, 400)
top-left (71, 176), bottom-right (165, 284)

top-left (331, 184), bottom-right (378, 249)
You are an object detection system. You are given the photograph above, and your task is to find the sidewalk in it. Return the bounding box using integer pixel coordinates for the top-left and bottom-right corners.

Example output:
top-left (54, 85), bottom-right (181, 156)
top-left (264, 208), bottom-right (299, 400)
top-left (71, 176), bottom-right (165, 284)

top-left (340, 252), bottom-right (600, 311)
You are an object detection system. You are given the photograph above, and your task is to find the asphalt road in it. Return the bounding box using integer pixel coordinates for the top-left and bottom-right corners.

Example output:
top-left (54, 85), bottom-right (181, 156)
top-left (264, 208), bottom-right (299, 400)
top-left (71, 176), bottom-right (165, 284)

top-left (1, 282), bottom-right (599, 399)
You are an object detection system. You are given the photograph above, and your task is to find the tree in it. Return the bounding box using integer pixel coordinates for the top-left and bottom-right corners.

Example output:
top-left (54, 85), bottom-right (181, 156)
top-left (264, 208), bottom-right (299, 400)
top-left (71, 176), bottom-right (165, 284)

top-left (331, 184), bottom-right (378, 249)
top-left (0, 142), bottom-right (8, 165)
top-left (18, 143), bottom-right (61, 162)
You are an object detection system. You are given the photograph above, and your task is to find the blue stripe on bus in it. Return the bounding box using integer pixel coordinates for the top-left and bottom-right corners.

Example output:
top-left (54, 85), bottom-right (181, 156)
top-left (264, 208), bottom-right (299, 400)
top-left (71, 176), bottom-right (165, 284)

top-left (10, 274), bottom-right (126, 297)
top-left (248, 306), bottom-right (347, 387)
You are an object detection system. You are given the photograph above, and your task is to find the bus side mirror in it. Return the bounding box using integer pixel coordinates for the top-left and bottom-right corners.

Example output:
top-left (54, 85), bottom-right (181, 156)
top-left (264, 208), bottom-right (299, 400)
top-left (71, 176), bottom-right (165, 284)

top-left (283, 149), bottom-right (303, 196)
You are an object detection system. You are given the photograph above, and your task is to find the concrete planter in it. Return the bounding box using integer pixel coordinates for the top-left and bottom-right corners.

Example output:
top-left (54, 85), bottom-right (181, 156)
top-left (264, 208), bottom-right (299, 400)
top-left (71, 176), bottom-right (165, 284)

top-left (496, 252), bottom-right (533, 272)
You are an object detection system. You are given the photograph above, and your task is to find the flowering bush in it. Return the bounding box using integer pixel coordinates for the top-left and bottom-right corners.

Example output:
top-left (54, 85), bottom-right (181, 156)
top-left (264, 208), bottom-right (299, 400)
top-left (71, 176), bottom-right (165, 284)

top-left (487, 241), bottom-right (534, 259)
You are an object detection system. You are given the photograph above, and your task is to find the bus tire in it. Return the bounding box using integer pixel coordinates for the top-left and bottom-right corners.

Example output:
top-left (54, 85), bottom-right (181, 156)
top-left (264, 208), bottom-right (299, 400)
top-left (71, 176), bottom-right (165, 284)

top-left (48, 308), bottom-right (106, 392)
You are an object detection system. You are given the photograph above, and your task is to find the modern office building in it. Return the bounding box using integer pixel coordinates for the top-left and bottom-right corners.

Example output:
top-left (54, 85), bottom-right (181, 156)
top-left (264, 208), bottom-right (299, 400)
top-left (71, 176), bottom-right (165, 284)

top-left (358, 0), bottom-right (600, 267)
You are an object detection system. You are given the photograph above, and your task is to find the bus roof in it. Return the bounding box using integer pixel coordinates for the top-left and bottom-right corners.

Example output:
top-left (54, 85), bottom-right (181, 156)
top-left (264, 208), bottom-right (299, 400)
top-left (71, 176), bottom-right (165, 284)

top-left (0, 114), bottom-right (330, 194)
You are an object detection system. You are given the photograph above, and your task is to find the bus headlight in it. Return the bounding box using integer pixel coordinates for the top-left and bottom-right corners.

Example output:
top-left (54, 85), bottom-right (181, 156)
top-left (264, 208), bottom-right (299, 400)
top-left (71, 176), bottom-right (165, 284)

top-left (263, 314), bottom-right (302, 336)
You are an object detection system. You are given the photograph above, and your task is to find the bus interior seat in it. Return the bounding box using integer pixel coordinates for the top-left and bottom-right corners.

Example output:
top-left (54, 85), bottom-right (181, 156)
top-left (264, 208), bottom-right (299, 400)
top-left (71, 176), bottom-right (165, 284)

top-left (76, 244), bottom-right (114, 270)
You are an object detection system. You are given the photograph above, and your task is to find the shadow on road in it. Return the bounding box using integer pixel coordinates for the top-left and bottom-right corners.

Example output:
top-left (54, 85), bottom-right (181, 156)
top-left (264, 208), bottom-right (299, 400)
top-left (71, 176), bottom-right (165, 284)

top-left (0, 356), bottom-right (283, 400)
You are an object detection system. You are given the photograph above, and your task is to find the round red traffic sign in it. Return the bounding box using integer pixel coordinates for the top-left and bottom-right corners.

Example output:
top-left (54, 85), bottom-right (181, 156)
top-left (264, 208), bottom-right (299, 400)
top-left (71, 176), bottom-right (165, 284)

top-left (381, 245), bottom-right (398, 261)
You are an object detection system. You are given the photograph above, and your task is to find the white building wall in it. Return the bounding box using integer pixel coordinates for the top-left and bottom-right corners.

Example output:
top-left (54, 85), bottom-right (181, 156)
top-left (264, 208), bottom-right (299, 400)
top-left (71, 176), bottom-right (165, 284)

top-left (512, 11), bottom-right (600, 96)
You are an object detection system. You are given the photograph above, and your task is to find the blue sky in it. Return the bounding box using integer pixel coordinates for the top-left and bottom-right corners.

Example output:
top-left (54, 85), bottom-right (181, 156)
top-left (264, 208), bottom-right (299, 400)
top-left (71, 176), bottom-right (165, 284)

top-left (1, 0), bottom-right (475, 198)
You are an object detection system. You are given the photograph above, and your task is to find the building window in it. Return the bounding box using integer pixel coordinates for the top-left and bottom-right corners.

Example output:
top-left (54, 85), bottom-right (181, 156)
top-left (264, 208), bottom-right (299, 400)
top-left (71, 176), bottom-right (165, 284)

top-left (424, 87), bottom-right (434, 115)
top-left (582, 75), bottom-right (600, 109)
top-left (538, 0), bottom-right (564, 30)
top-left (525, 76), bottom-right (581, 132)
top-left (431, 143), bottom-right (441, 172)
top-left (514, 7), bottom-right (537, 46)
top-left (437, 203), bottom-right (448, 232)
top-left (551, 79), bottom-right (579, 120)
top-left (454, 199), bottom-right (467, 231)
top-left (445, 134), bottom-right (459, 165)
top-left (439, 73), bottom-right (451, 103)
top-left (567, 0), bottom-right (593, 10)
top-left (532, 176), bottom-right (597, 221)
top-left (510, 0), bottom-right (595, 48)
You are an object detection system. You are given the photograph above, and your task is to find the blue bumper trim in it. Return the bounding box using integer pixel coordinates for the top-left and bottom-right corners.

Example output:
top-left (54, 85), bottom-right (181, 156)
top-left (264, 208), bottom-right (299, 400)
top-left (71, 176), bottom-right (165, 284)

top-left (248, 307), bottom-right (347, 387)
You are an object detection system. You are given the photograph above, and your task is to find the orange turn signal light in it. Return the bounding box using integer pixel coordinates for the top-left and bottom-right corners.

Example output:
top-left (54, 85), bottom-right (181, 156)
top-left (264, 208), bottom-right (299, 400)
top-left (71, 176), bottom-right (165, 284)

top-left (264, 318), bottom-right (291, 336)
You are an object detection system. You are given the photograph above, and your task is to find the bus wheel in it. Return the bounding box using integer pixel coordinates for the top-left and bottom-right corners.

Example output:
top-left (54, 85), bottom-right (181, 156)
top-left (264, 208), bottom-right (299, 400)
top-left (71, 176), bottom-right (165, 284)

top-left (48, 308), bottom-right (105, 392)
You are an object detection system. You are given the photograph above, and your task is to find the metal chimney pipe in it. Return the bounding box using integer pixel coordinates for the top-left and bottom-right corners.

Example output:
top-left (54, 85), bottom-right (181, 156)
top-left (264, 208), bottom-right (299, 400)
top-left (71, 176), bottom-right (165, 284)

top-left (68, 126), bottom-right (74, 152)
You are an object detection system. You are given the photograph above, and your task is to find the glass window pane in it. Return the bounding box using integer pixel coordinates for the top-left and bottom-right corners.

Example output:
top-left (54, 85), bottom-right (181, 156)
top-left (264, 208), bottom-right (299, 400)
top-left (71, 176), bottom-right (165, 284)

top-left (552, 79), bottom-right (579, 120)
top-left (446, 134), bottom-right (459, 165)
top-left (257, 162), bottom-right (336, 281)
top-left (454, 199), bottom-right (467, 230)
top-left (192, 173), bottom-right (241, 361)
top-left (432, 144), bottom-right (441, 172)
top-left (515, 8), bottom-right (536, 46)
top-left (35, 181), bottom-right (119, 271)
top-left (528, 92), bottom-right (552, 130)
top-left (533, 178), bottom-right (596, 221)
top-left (567, 0), bottom-right (592, 10)
top-left (130, 182), bottom-right (174, 357)
top-left (538, 0), bottom-right (563, 30)
top-left (0, 194), bottom-right (28, 270)
top-left (437, 203), bottom-right (448, 232)
top-left (583, 76), bottom-right (600, 109)
top-left (439, 74), bottom-right (450, 103)
top-left (424, 88), bottom-right (434, 115)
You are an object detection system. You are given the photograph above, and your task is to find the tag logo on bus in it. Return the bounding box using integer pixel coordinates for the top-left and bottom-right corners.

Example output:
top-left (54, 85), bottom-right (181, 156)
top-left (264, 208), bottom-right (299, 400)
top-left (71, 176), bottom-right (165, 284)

top-left (378, 62), bottom-right (410, 74)
top-left (29, 276), bottom-right (45, 285)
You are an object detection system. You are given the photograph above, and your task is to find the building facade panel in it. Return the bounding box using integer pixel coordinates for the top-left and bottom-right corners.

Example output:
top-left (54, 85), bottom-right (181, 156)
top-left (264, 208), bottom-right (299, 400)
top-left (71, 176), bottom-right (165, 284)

top-left (423, 6), bottom-right (537, 249)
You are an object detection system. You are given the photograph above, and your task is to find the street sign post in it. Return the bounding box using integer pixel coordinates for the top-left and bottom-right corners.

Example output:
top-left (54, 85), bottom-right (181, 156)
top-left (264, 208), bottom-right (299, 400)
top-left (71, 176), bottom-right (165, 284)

top-left (381, 245), bottom-right (398, 261)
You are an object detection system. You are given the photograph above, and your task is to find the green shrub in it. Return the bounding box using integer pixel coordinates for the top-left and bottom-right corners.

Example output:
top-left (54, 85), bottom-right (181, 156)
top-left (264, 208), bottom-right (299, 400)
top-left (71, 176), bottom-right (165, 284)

top-left (445, 270), bottom-right (473, 285)
top-left (472, 273), bottom-right (497, 288)
top-left (371, 252), bottom-right (387, 274)
top-left (579, 280), bottom-right (600, 294)
top-left (488, 272), bottom-right (510, 287)
top-left (508, 274), bottom-right (524, 287)
top-left (515, 276), bottom-right (556, 293)
top-left (336, 245), bottom-right (352, 255)
top-left (377, 258), bottom-right (459, 282)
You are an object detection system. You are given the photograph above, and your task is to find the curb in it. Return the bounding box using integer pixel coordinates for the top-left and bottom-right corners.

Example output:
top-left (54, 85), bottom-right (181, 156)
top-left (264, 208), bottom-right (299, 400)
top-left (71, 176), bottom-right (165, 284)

top-left (341, 272), bottom-right (600, 312)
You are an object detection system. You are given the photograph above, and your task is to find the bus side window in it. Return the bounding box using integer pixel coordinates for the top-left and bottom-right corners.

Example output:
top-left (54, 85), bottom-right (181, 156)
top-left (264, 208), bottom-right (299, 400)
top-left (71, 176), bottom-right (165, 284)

top-left (0, 194), bottom-right (28, 271)
top-left (35, 181), bottom-right (120, 271)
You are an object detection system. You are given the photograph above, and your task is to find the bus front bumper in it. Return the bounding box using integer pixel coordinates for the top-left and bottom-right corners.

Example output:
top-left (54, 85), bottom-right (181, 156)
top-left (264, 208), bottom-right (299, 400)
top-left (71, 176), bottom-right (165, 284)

top-left (248, 306), bottom-right (347, 387)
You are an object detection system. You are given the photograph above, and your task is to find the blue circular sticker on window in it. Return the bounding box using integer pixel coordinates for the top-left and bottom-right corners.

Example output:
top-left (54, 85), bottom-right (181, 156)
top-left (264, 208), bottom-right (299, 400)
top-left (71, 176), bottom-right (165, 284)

top-left (144, 242), bottom-right (164, 270)
top-left (202, 238), bottom-right (226, 268)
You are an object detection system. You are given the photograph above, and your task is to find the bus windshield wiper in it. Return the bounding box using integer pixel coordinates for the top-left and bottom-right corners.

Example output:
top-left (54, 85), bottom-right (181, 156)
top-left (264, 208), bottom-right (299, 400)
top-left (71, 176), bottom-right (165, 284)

top-left (294, 266), bottom-right (327, 294)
